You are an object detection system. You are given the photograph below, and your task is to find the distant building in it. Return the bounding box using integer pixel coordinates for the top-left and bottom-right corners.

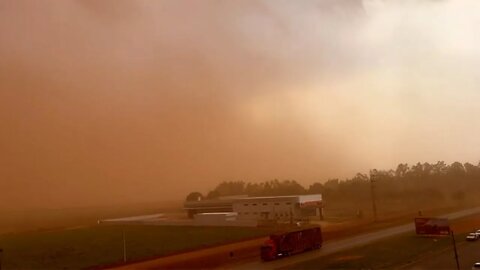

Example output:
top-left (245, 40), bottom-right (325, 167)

top-left (233, 194), bottom-right (322, 222)
top-left (184, 194), bottom-right (322, 222)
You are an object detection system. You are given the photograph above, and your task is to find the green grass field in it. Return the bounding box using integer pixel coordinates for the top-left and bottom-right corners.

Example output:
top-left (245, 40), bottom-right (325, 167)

top-left (288, 232), bottom-right (464, 269)
top-left (0, 225), bottom-right (272, 269)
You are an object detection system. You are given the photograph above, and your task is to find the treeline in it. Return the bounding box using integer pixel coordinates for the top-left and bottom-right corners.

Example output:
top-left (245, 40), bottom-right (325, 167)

top-left (186, 161), bottom-right (480, 206)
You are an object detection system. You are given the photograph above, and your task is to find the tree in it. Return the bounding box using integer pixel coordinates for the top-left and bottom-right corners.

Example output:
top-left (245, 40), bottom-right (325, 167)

top-left (308, 183), bottom-right (325, 194)
top-left (410, 162), bottom-right (424, 179)
top-left (276, 180), bottom-right (306, 195)
top-left (422, 162), bottom-right (433, 178)
top-left (195, 160), bottom-right (480, 210)
top-left (432, 161), bottom-right (448, 176)
top-left (206, 190), bottom-right (221, 199)
top-left (185, 192), bottom-right (204, 201)
top-left (395, 163), bottom-right (409, 178)
top-left (245, 183), bottom-right (261, 196)
top-left (353, 172), bottom-right (369, 182)
top-left (448, 162), bottom-right (466, 178)
top-left (324, 179), bottom-right (339, 190)
top-left (213, 181), bottom-right (246, 196)
top-left (464, 162), bottom-right (478, 177)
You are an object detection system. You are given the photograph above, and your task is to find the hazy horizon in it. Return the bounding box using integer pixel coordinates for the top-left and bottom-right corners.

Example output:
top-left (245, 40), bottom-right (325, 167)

top-left (2, 0), bottom-right (480, 210)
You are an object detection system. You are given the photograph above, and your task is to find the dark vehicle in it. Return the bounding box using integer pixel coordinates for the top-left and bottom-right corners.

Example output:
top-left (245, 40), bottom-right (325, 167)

top-left (260, 226), bottom-right (322, 261)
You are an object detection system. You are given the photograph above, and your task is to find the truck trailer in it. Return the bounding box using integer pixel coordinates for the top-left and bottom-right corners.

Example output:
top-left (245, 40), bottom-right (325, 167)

top-left (260, 226), bottom-right (322, 261)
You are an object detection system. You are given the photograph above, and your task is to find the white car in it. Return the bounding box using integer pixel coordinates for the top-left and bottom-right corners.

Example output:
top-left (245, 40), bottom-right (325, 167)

top-left (472, 262), bottom-right (480, 269)
top-left (466, 233), bottom-right (479, 241)
top-left (475, 230), bottom-right (480, 236)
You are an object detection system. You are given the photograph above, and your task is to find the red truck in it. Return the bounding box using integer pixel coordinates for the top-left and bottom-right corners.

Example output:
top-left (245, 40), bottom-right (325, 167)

top-left (260, 226), bottom-right (322, 261)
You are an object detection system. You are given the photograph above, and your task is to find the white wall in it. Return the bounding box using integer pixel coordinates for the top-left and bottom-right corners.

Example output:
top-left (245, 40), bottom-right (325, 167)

top-left (233, 199), bottom-right (301, 221)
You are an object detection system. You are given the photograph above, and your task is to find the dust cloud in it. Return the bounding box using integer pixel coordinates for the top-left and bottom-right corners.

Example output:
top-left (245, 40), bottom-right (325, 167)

top-left (1, 0), bottom-right (480, 210)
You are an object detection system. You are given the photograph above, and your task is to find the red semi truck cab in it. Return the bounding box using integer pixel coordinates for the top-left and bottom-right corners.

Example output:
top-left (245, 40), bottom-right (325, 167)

top-left (260, 226), bottom-right (322, 261)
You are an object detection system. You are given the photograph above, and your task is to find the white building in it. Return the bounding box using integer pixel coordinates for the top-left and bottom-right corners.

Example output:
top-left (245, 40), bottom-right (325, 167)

top-left (232, 194), bottom-right (322, 222)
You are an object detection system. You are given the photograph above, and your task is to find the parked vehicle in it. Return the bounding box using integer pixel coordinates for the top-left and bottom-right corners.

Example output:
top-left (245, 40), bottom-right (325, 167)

top-left (466, 233), bottom-right (479, 241)
top-left (260, 226), bottom-right (322, 261)
top-left (472, 262), bottom-right (480, 269)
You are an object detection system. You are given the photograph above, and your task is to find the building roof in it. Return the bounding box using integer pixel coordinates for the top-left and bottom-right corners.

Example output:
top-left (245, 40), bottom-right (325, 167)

top-left (234, 194), bottom-right (322, 203)
top-left (183, 199), bottom-right (234, 210)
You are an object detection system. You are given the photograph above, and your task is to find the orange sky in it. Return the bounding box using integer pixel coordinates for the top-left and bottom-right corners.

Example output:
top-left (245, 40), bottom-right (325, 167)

top-left (1, 0), bottom-right (480, 210)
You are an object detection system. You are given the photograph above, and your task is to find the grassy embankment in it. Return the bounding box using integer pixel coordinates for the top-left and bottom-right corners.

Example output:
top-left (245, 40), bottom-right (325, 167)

top-left (0, 225), bottom-right (273, 269)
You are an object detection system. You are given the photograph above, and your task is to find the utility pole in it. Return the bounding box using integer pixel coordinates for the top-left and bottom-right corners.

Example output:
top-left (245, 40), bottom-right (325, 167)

top-left (370, 170), bottom-right (378, 222)
top-left (451, 230), bottom-right (460, 270)
top-left (123, 228), bottom-right (127, 263)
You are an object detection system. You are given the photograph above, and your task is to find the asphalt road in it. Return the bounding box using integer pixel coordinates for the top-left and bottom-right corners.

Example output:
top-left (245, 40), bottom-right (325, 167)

top-left (230, 206), bottom-right (480, 270)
